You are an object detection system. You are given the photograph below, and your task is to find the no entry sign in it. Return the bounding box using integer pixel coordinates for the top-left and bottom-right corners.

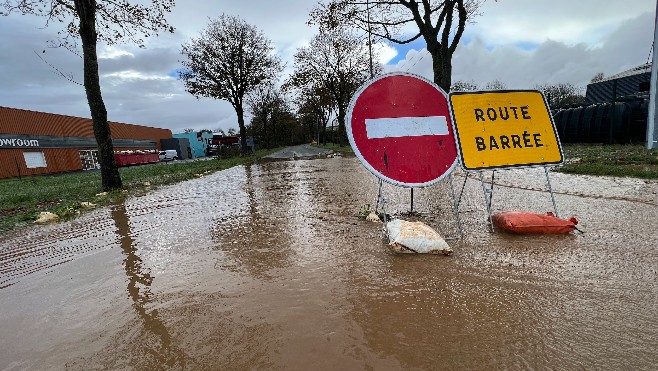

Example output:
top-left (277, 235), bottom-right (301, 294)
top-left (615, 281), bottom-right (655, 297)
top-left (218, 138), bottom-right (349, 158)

top-left (346, 72), bottom-right (458, 187)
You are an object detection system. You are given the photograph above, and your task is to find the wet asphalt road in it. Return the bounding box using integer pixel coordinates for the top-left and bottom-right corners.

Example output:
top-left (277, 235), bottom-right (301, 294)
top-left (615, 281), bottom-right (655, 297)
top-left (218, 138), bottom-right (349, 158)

top-left (1, 152), bottom-right (658, 370)
top-left (264, 144), bottom-right (334, 159)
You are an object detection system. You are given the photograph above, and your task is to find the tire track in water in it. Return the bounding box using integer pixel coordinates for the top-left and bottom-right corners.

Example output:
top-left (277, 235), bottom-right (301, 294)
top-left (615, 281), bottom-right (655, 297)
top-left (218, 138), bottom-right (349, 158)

top-left (0, 213), bottom-right (117, 288)
top-left (0, 166), bottom-right (251, 289)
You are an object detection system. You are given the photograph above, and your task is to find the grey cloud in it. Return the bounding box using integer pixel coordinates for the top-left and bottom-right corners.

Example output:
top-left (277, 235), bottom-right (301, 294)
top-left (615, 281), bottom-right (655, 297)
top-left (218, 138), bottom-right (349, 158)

top-left (395, 11), bottom-right (654, 90)
top-left (2, 1), bottom-right (654, 136)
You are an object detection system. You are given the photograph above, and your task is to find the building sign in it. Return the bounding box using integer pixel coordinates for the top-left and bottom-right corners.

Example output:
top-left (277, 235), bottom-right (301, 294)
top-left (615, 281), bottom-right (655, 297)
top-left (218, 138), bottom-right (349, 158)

top-left (0, 134), bottom-right (156, 149)
top-left (0, 137), bottom-right (39, 147)
top-left (449, 90), bottom-right (563, 171)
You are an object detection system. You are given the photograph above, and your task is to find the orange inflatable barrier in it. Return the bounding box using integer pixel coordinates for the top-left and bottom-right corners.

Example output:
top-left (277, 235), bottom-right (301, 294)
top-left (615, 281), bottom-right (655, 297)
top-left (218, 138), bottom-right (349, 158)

top-left (492, 211), bottom-right (579, 234)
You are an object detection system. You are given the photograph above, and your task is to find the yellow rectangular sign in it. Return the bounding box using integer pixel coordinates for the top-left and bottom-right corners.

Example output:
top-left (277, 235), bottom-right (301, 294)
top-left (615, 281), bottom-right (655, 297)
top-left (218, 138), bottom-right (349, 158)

top-left (449, 90), bottom-right (563, 171)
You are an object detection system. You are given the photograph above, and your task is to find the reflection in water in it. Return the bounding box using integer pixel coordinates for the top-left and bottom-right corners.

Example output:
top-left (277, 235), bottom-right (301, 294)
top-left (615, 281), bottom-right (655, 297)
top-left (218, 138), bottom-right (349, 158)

top-left (245, 163), bottom-right (257, 217)
top-left (111, 203), bottom-right (193, 369)
top-left (345, 256), bottom-right (553, 369)
top-left (211, 163), bottom-right (293, 279)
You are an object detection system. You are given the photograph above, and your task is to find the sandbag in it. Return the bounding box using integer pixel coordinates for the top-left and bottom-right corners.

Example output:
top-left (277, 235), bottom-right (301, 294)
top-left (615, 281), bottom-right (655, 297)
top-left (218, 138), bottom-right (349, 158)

top-left (366, 211), bottom-right (382, 223)
top-left (492, 211), bottom-right (578, 234)
top-left (386, 219), bottom-right (452, 255)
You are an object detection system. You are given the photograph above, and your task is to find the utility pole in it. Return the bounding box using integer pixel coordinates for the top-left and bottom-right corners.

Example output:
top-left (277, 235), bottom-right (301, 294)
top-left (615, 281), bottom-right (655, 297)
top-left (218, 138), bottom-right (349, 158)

top-left (647, 0), bottom-right (658, 149)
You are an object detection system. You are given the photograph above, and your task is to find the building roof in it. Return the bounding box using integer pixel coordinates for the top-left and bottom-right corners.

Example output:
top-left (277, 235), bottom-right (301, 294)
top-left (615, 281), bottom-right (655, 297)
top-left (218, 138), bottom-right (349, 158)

top-left (601, 63), bottom-right (651, 82)
top-left (0, 106), bottom-right (172, 140)
top-left (585, 64), bottom-right (651, 104)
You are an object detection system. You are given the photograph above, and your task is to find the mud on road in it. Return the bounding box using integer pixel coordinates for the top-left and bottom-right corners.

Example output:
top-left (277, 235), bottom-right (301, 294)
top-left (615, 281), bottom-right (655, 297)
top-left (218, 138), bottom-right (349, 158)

top-left (1, 155), bottom-right (657, 370)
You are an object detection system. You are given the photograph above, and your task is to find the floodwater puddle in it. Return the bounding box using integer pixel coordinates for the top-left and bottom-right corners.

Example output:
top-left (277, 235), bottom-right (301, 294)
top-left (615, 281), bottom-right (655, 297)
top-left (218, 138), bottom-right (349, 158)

top-left (1, 157), bottom-right (657, 369)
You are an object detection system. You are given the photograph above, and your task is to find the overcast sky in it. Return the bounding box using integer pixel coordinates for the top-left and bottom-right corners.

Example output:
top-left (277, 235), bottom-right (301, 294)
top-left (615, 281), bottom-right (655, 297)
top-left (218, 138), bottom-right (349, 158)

top-left (0, 0), bottom-right (656, 133)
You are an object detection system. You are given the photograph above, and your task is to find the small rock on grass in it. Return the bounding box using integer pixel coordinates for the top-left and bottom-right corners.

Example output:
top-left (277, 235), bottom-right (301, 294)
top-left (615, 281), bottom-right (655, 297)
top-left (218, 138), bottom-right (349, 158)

top-left (35, 212), bottom-right (58, 224)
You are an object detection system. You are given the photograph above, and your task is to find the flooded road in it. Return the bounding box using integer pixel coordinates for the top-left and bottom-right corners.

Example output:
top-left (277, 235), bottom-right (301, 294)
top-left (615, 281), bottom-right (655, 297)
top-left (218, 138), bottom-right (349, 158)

top-left (1, 155), bottom-right (658, 370)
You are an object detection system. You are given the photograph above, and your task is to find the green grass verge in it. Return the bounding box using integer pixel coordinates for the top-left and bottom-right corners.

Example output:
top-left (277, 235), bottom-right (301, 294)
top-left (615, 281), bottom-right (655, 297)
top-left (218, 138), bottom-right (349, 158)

top-left (312, 143), bottom-right (354, 154)
top-left (0, 148), bottom-right (279, 235)
top-left (558, 144), bottom-right (658, 179)
top-left (3, 144), bottom-right (655, 235)
top-left (314, 143), bottom-right (658, 179)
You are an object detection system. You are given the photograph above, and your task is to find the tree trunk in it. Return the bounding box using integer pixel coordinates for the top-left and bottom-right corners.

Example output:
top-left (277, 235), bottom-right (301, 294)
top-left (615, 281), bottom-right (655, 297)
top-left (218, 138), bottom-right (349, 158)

top-left (259, 112), bottom-right (269, 148)
top-left (322, 121), bottom-right (327, 145)
top-left (272, 113), bottom-right (277, 148)
top-left (75, 0), bottom-right (122, 191)
top-left (429, 44), bottom-right (452, 93)
top-left (337, 104), bottom-right (346, 146)
top-left (236, 104), bottom-right (248, 156)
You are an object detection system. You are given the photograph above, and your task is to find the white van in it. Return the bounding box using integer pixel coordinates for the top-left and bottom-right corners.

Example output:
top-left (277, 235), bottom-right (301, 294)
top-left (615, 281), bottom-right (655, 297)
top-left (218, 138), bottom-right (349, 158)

top-left (159, 149), bottom-right (178, 161)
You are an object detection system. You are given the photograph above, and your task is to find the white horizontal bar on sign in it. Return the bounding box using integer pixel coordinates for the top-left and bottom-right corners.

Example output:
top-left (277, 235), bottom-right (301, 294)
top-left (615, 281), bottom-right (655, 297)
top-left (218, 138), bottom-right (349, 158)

top-left (365, 116), bottom-right (448, 139)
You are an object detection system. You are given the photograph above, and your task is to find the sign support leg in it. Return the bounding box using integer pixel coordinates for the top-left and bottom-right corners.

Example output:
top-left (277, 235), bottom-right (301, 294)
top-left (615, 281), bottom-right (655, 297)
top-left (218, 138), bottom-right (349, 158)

top-left (410, 188), bottom-right (414, 214)
top-left (488, 170), bottom-right (496, 214)
top-left (448, 173), bottom-right (464, 238)
top-left (374, 179), bottom-right (390, 242)
top-left (455, 172), bottom-right (469, 210)
top-left (375, 179), bottom-right (383, 212)
top-left (479, 171), bottom-right (495, 232)
top-left (544, 166), bottom-right (559, 218)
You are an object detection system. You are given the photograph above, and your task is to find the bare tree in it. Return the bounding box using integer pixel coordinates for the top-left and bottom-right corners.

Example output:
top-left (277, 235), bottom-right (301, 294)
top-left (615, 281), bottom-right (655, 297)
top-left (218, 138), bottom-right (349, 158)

top-left (309, 0), bottom-right (487, 92)
top-left (288, 28), bottom-right (375, 145)
top-left (297, 85), bottom-right (334, 144)
top-left (535, 83), bottom-right (585, 109)
top-left (247, 83), bottom-right (287, 148)
top-left (483, 79), bottom-right (506, 90)
top-left (248, 98), bottom-right (302, 147)
top-left (451, 79), bottom-right (478, 91)
top-left (179, 14), bottom-right (282, 155)
top-left (282, 75), bottom-right (335, 145)
top-left (591, 72), bottom-right (605, 83)
top-left (0, 0), bottom-right (175, 191)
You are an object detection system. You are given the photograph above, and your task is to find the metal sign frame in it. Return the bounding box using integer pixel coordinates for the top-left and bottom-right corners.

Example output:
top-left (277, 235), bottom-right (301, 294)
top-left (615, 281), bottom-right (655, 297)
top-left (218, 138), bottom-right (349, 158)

top-left (374, 176), bottom-right (464, 241)
top-left (448, 90), bottom-right (566, 232)
top-left (448, 166), bottom-right (561, 232)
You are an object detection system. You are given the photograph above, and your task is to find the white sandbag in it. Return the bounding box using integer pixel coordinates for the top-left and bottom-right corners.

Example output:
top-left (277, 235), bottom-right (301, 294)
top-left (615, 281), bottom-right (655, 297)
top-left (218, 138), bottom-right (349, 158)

top-left (386, 219), bottom-right (452, 255)
top-left (365, 211), bottom-right (382, 223)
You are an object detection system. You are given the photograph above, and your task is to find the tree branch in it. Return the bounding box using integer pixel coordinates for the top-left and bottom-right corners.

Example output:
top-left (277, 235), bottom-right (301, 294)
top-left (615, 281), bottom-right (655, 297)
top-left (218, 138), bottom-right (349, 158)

top-left (33, 49), bottom-right (82, 85)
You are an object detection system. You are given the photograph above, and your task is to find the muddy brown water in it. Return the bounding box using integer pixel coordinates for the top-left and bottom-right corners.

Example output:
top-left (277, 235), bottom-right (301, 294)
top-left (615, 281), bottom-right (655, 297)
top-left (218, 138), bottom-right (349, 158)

top-left (1, 156), bottom-right (658, 370)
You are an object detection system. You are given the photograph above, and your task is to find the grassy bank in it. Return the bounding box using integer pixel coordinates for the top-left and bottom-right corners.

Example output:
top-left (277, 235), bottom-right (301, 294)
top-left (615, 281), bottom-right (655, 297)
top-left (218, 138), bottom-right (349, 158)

top-left (315, 143), bottom-right (658, 179)
top-left (313, 143), bottom-right (354, 154)
top-left (2, 144), bottom-right (656, 235)
top-left (559, 144), bottom-right (658, 179)
top-left (0, 148), bottom-right (278, 235)
top-left (317, 144), bottom-right (658, 179)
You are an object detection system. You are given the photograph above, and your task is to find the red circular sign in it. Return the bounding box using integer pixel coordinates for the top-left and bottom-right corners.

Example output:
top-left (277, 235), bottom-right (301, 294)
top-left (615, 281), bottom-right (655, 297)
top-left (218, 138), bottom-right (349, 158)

top-left (347, 72), bottom-right (458, 187)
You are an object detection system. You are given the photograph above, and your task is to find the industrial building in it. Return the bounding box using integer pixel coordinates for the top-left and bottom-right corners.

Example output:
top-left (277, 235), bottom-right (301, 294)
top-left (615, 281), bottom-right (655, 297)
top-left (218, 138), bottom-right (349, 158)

top-left (0, 106), bottom-right (172, 179)
top-left (553, 64), bottom-right (650, 143)
top-left (172, 131), bottom-right (213, 159)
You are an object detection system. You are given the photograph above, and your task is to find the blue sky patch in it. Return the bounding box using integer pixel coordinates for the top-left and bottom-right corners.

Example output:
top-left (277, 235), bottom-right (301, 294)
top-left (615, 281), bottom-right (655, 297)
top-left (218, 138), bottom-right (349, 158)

top-left (168, 68), bottom-right (188, 78)
top-left (386, 38), bottom-right (428, 65)
top-left (514, 41), bottom-right (540, 52)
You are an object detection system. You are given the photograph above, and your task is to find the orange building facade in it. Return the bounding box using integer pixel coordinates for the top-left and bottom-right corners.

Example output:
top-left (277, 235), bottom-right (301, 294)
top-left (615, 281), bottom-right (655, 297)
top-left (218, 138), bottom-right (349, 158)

top-left (0, 106), bottom-right (172, 179)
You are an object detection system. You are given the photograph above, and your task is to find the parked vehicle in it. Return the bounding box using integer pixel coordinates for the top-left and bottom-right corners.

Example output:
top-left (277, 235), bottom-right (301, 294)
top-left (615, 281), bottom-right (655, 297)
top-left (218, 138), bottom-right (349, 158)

top-left (115, 150), bottom-right (159, 167)
top-left (159, 149), bottom-right (178, 161)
